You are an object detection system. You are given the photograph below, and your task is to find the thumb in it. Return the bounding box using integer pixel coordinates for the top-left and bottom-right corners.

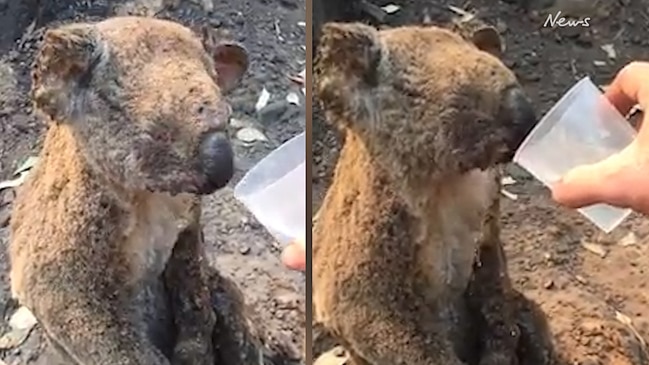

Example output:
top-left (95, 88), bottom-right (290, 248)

top-left (281, 240), bottom-right (306, 271)
top-left (551, 162), bottom-right (611, 208)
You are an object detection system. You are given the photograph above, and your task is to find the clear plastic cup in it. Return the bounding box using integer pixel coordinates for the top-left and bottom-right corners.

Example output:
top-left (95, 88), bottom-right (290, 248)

top-left (513, 77), bottom-right (636, 233)
top-left (234, 132), bottom-right (306, 245)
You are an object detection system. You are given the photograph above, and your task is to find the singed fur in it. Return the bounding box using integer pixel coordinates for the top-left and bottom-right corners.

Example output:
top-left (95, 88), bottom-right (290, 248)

top-left (313, 21), bottom-right (558, 365)
top-left (10, 16), bottom-right (287, 365)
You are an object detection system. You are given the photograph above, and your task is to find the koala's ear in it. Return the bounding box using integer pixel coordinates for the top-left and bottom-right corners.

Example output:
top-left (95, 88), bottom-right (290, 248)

top-left (32, 23), bottom-right (105, 121)
top-left (200, 25), bottom-right (248, 92)
top-left (317, 22), bottom-right (382, 87)
top-left (211, 42), bottom-right (249, 92)
top-left (471, 26), bottom-right (503, 57)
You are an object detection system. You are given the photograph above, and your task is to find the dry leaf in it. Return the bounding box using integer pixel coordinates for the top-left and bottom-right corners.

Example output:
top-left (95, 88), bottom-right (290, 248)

top-left (286, 92), bottom-right (300, 106)
top-left (315, 346), bottom-right (349, 365)
top-left (448, 5), bottom-right (470, 16)
top-left (501, 189), bottom-right (517, 200)
top-left (448, 5), bottom-right (475, 22)
top-left (381, 4), bottom-right (400, 14)
top-left (501, 176), bottom-right (517, 186)
top-left (0, 328), bottom-right (31, 349)
top-left (619, 232), bottom-right (638, 247)
top-left (13, 156), bottom-right (38, 176)
top-left (255, 88), bottom-right (271, 112)
top-left (581, 241), bottom-right (607, 258)
top-left (601, 44), bottom-right (616, 59)
top-left (615, 310), bottom-right (649, 356)
top-left (0, 171), bottom-right (28, 191)
top-left (9, 306), bottom-right (37, 331)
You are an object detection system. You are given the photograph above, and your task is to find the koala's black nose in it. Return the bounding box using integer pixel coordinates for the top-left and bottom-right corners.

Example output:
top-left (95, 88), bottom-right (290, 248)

top-left (504, 86), bottom-right (537, 151)
top-left (198, 131), bottom-right (234, 193)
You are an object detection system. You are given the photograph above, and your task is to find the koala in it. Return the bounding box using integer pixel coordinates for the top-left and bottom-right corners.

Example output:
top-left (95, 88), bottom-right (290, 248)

top-left (313, 22), bottom-right (558, 365)
top-left (7, 16), bottom-right (274, 365)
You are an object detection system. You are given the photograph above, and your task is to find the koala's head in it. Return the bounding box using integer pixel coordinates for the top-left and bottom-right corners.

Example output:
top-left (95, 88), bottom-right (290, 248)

top-left (31, 16), bottom-right (249, 195)
top-left (315, 22), bottom-right (537, 187)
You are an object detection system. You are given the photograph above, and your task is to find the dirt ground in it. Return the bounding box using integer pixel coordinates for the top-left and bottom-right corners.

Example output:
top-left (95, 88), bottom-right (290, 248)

top-left (0, 0), bottom-right (305, 364)
top-left (312, 0), bottom-right (649, 364)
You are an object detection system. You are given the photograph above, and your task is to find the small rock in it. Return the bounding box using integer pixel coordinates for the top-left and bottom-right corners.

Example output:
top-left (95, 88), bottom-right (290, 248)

top-left (239, 245), bottom-right (250, 255)
top-left (235, 127), bottom-right (268, 144)
top-left (229, 117), bottom-right (248, 129)
top-left (544, 279), bottom-right (554, 289)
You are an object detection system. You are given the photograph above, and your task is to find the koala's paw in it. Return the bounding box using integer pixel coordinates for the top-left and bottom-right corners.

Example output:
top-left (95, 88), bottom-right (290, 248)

top-left (171, 338), bottom-right (215, 365)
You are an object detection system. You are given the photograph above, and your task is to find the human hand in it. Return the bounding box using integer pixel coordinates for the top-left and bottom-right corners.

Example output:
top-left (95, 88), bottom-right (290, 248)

top-left (552, 62), bottom-right (649, 215)
top-left (281, 237), bottom-right (305, 271)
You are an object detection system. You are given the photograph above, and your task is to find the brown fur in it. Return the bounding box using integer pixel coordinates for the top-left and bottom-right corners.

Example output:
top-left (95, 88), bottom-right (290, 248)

top-left (313, 22), bottom-right (556, 365)
top-left (8, 16), bottom-right (269, 365)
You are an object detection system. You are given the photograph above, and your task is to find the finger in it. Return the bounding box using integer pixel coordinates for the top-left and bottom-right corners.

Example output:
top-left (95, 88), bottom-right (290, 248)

top-left (551, 164), bottom-right (607, 208)
top-left (281, 242), bottom-right (306, 271)
top-left (292, 237), bottom-right (306, 250)
top-left (551, 157), bottom-right (630, 209)
top-left (605, 62), bottom-right (649, 144)
top-left (604, 62), bottom-right (649, 116)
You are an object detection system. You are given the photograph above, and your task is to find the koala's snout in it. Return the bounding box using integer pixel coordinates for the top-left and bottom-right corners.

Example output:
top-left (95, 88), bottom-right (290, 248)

top-left (503, 86), bottom-right (537, 155)
top-left (198, 131), bottom-right (234, 194)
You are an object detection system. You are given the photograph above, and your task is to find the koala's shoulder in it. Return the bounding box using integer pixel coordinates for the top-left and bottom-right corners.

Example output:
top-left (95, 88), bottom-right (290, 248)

top-left (10, 126), bottom-right (115, 243)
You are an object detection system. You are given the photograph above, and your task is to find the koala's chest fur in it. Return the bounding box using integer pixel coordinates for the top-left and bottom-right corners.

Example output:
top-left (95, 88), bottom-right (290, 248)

top-left (414, 169), bottom-right (498, 298)
top-left (122, 192), bottom-right (195, 285)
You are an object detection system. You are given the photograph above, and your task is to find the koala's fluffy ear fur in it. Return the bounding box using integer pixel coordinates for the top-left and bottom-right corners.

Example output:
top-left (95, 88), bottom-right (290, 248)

top-left (317, 22), bottom-right (382, 88)
top-left (32, 23), bottom-right (106, 122)
top-left (315, 22), bottom-right (383, 129)
top-left (200, 27), bottom-right (249, 93)
top-left (471, 26), bottom-right (503, 58)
